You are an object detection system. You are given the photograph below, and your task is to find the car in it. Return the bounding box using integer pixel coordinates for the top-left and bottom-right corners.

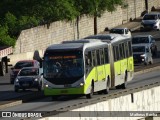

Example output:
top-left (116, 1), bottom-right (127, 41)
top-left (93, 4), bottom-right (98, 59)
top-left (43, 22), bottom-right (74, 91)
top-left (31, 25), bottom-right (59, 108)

top-left (14, 67), bottom-right (43, 92)
top-left (132, 35), bottom-right (157, 56)
top-left (132, 44), bottom-right (153, 65)
top-left (10, 60), bottom-right (40, 84)
top-left (109, 28), bottom-right (131, 38)
top-left (141, 12), bottom-right (160, 31)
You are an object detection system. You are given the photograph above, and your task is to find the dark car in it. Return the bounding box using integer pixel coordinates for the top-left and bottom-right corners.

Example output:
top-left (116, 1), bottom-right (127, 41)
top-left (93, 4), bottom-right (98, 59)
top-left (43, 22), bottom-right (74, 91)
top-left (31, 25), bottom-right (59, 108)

top-left (14, 67), bottom-right (43, 92)
top-left (132, 35), bottom-right (157, 56)
top-left (10, 60), bottom-right (40, 84)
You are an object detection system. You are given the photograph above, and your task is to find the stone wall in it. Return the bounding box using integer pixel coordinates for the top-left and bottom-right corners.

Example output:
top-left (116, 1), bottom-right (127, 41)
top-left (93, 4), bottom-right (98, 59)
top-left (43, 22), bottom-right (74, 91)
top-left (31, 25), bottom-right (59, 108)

top-left (38, 85), bottom-right (160, 120)
top-left (14, 0), bottom-right (160, 54)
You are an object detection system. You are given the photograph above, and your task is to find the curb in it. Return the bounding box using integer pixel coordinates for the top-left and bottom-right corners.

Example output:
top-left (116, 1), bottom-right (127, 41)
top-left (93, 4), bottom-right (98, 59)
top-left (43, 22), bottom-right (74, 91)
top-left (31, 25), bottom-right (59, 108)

top-left (0, 100), bottom-right (22, 110)
top-left (134, 65), bottom-right (160, 75)
top-left (0, 66), bottom-right (160, 110)
top-left (130, 25), bottom-right (141, 32)
top-left (0, 92), bottom-right (45, 110)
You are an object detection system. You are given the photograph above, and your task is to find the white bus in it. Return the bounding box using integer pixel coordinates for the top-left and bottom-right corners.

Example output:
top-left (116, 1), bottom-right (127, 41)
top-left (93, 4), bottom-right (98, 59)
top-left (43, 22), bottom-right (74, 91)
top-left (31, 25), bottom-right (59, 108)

top-left (43, 39), bottom-right (111, 99)
top-left (85, 34), bottom-right (134, 89)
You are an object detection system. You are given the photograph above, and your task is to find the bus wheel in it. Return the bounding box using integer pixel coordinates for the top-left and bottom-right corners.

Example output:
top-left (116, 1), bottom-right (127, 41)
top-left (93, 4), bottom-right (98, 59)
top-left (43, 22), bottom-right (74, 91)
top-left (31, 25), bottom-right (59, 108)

top-left (0, 62), bottom-right (6, 76)
top-left (14, 87), bottom-right (19, 92)
top-left (86, 83), bottom-right (94, 99)
top-left (51, 96), bottom-right (59, 101)
top-left (103, 77), bottom-right (110, 94)
top-left (121, 73), bottom-right (128, 89)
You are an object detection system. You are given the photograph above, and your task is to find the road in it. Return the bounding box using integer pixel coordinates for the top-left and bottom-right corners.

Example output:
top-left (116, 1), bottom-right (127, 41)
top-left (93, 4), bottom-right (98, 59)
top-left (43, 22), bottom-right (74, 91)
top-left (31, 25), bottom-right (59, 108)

top-left (0, 68), bottom-right (160, 112)
top-left (0, 29), bottom-right (160, 105)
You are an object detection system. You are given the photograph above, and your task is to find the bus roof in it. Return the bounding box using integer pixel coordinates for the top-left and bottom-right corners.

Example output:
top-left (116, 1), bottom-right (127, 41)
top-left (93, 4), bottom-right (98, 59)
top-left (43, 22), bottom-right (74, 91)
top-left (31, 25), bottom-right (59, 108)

top-left (46, 39), bottom-right (108, 51)
top-left (85, 34), bottom-right (130, 43)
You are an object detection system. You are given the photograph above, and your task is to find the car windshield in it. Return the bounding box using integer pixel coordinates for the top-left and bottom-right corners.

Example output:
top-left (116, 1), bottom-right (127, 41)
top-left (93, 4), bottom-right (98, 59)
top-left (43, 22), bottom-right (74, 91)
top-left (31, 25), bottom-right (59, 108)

top-left (19, 68), bottom-right (39, 76)
top-left (143, 14), bottom-right (157, 20)
top-left (132, 37), bottom-right (149, 44)
top-left (110, 29), bottom-right (124, 34)
top-left (43, 50), bottom-right (84, 79)
top-left (14, 61), bottom-right (33, 69)
top-left (132, 46), bottom-right (145, 52)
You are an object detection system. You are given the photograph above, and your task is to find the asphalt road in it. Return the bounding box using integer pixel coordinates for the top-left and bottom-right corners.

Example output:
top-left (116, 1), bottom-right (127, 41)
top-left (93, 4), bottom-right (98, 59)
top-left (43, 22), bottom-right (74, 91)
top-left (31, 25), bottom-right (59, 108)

top-left (0, 29), bottom-right (160, 102)
top-left (1, 68), bottom-right (160, 112)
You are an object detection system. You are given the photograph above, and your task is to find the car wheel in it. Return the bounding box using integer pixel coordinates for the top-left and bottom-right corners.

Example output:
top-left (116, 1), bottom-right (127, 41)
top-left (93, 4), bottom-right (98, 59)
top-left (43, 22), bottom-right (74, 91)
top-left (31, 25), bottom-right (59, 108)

top-left (38, 85), bottom-right (42, 91)
top-left (10, 80), bottom-right (14, 84)
top-left (14, 87), bottom-right (19, 92)
top-left (22, 88), bottom-right (26, 91)
top-left (144, 62), bottom-right (148, 65)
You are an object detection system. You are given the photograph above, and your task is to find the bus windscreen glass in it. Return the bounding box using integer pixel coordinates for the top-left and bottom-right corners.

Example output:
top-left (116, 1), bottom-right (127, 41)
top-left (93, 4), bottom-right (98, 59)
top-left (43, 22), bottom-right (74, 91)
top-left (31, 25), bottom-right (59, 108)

top-left (43, 50), bottom-right (84, 83)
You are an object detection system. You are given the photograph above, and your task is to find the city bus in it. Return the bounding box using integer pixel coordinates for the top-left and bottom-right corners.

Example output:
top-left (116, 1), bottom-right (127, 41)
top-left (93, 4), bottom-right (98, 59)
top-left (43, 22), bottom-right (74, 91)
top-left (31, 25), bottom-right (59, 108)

top-left (85, 34), bottom-right (134, 89)
top-left (43, 39), bottom-right (111, 99)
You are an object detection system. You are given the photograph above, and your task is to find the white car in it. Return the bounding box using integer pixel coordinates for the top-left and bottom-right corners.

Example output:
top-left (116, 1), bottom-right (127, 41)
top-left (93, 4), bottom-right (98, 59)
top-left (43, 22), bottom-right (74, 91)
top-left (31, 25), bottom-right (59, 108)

top-left (109, 28), bottom-right (131, 38)
top-left (132, 35), bottom-right (157, 56)
top-left (141, 12), bottom-right (160, 31)
top-left (132, 44), bottom-right (153, 65)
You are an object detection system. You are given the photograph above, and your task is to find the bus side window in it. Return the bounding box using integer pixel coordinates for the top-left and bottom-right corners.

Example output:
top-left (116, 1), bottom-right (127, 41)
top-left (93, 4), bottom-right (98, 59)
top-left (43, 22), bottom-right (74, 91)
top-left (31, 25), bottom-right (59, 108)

top-left (122, 43), bottom-right (126, 58)
top-left (85, 52), bottom-right (91, 74)
top-left (119, 44), bottom-right (123, 60)
top-left (113, 46), bottom-right (117, 61)
top-left (85, 51), bottom-right (92, 67)
top-left (125, 42), bottom-right (129, 58)
top-left (100, 49), bottom-right (104, 65)
top-left (96, 50), bottom-right (100, 65)
top-left (92, 50), bottom-right (96, 66)
top-left (104, 48), bottom-right (109, 63)
top-left (115, 45), bottom-right (120, 61)
top-left (128, 41), bottom-right (132, 56)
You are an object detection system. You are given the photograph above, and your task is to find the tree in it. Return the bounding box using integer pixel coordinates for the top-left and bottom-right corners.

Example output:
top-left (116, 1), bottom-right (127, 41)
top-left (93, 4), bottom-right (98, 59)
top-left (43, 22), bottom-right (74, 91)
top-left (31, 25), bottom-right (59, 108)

top-left (74, 0), bottom-right (126, 35)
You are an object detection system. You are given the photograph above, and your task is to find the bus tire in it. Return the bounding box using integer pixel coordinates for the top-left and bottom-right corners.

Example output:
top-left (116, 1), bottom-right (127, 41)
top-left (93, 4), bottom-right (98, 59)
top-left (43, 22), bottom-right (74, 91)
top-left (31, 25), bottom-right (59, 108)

top-left (0, 61), bottom-right (6, 76)
top-left (103, 77), bottom-right (110, 94)
top-left (121, 72), bottom-right (128, 89)
top-left (14, 87), bottom-right (19, 92)
top-left (86, 82), bottom-right (94, 99)
top-left (51, 96), bottom-right (59, 101)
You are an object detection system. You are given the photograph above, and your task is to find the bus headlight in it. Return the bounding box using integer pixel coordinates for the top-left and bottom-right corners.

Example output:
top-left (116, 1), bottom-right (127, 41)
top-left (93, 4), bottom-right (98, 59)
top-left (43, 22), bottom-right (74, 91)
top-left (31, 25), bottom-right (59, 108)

top-left (45, 84), bottom-right (49, 87)
top-left (34, 78), bottom-right (38, 81)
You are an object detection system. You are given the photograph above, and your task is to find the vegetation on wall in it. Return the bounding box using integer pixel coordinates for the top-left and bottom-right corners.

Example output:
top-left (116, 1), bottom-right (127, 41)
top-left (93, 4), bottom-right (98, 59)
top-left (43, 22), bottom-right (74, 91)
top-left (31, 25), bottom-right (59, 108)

top-left (0, 0), bottom-right (125, 47)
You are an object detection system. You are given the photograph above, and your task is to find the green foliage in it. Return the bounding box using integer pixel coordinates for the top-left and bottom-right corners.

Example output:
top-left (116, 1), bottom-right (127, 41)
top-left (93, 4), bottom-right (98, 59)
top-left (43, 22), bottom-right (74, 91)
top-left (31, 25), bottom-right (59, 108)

top-left (0, 0), bottom-right (126, 46)
top-left (0, 25), bottom-right (16, 46)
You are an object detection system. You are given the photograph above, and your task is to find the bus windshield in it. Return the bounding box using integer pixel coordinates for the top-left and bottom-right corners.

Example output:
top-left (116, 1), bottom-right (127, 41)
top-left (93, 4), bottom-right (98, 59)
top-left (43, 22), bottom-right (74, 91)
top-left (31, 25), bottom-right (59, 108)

top-left (43, 50), bottom-right (84, 80)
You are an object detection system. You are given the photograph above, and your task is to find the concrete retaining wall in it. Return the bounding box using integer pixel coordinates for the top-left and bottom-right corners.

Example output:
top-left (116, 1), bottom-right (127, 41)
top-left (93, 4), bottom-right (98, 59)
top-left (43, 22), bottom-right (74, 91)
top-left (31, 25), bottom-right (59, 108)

top-left (13, 0), bottom-right (160, 54)
top-left (8, 50), bottom-right (44, 65)
top-left (39, 86), bottom-right (160, 120)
